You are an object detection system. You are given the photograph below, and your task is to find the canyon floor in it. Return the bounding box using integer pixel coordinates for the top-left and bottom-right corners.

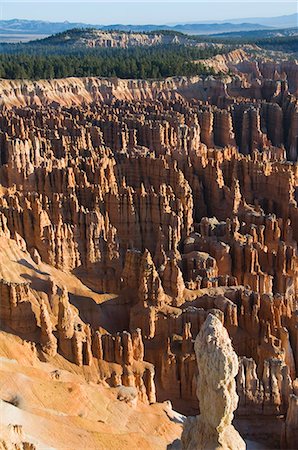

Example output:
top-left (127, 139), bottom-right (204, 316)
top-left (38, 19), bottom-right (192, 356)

top-left (0, 46), bottom-right (297, 449)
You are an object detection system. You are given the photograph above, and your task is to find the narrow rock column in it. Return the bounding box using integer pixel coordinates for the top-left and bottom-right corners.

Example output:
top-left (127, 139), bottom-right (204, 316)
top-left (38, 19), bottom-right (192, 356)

top-left (283, 393), bottom-right (298, 449)
top-left (40, 300), bottom-right (57, 357)
top-left (181, 313), bottom-right (245, 450)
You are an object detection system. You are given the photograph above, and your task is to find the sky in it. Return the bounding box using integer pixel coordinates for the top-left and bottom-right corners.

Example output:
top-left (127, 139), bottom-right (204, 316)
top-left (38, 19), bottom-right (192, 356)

top-left (0, 1), bottom-right (296, 25)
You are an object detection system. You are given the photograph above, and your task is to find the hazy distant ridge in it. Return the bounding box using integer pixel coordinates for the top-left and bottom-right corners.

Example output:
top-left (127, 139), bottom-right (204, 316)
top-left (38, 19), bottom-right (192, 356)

top-left (0, 13), bottom-right (296, 38)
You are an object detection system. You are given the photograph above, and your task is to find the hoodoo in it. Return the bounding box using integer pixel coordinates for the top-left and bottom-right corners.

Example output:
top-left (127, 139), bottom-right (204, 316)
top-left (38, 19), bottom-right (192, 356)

top-left (0, 18), bottom-right (297, 450)
top-left (181, 314), bottom-right (246, 450)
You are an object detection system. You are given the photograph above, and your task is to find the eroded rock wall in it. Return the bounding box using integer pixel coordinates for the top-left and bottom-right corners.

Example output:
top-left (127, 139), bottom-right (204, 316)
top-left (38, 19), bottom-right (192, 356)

top-left (0, 67), bottom-right (297, 448)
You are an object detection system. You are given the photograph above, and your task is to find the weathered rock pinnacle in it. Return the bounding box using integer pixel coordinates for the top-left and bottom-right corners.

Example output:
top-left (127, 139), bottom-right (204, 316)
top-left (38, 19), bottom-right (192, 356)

top-left (181, 313), bottom-right (246, 450)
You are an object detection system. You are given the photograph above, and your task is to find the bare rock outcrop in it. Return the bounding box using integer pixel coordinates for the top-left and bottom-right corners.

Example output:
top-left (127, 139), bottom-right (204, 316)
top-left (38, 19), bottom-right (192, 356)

top-left (0, 56), bottom-right (297, 448)
top-left (39, 300), bottom-right (57, 357)
top-left (65, 29), bottom-right (195, 49)
top-left (283, 391), bottom-right (298, 449)
top-left (181, 314), bottom-right (245, 450)
top-left (0, 279), bottom-right (38, 334)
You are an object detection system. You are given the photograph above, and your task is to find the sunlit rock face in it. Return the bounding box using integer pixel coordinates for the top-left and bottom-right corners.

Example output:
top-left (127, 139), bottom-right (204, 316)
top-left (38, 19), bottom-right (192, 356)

top-left (181, 314), bottom-right (245, 450)
top-left (0, 54), bottom-right (297, 449)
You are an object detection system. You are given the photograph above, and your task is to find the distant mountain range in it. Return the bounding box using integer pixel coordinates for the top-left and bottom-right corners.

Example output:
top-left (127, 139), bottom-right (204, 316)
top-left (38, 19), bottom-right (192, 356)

top-left (172, 13), bottom-right (297, 28)
top-left (0, 13), bottom-right (296, 42)
top-left (212, 27), bottom-right (298, 39)
top-left (117, 22), bottom-right (272, 35)
top-left (1, 26), bottom-right (297, 54)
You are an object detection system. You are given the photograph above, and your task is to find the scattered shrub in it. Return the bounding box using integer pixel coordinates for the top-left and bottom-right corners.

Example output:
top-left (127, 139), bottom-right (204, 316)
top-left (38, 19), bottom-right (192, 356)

top-left (5, 394), bottom-right (22, 408)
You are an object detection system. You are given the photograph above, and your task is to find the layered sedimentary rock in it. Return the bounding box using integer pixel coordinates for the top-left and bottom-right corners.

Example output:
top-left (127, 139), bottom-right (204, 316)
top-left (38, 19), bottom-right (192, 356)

top-left (181, 314), bottom-right (245, 450)
top-left (0, 279), bottom-right (38, 334)
top-left (0, 57), bottom-right (297, 448)
top-left (0, 77), bottom-right (296, 160)
top-left (60, 29), bottom-right (195, 48)
top-left (0, 274), bottom-right (156, 404)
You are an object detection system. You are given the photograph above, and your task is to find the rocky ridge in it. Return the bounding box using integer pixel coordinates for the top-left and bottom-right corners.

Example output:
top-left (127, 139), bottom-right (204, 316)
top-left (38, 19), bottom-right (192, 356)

top-left (51, 29), bottom-right (195, 48)
top-left (0, 53), bottom-right (296, 160)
